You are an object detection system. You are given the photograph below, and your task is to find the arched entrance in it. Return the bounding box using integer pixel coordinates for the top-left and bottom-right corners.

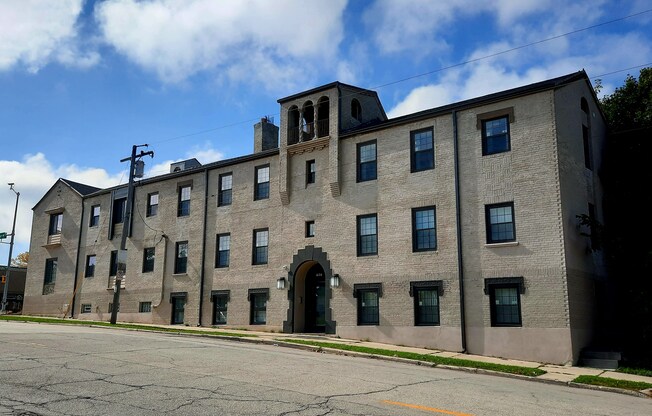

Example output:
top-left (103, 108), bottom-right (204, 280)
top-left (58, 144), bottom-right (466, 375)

top-left (283, 245), bottom-right (336, 334)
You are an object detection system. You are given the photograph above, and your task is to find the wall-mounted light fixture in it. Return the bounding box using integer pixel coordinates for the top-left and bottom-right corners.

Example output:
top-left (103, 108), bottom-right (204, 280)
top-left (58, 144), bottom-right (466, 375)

top-left (330, 274), bottom-right (340, 288)
top-left (277, 277), bottom-right (287, 290)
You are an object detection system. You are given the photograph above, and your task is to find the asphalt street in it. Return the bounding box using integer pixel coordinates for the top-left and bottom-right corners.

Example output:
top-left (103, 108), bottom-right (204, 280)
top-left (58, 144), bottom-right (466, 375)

top-left (1, 322), bottom-right (650, 415)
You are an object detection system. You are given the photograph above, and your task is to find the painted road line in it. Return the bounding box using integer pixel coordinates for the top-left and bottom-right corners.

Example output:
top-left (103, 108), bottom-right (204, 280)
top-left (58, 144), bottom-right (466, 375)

top-left (382, 400), bottom-right (473, 416)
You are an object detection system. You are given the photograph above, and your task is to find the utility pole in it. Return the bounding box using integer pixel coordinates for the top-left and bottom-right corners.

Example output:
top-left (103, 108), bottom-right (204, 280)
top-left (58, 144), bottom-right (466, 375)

top-left (1, 183), bottom-right (20, 314)
top-left (110, 145), bottom-right (154, 324)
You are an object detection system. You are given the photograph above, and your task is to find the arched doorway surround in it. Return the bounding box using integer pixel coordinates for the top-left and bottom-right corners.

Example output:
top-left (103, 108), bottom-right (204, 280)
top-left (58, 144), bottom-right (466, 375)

top-left (282, 245), bottom-right (336, 334)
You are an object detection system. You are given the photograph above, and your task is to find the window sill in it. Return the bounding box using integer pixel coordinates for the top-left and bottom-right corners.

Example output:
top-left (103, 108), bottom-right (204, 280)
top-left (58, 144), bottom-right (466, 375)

top-left (485, 241), bottom-right (519, 248)
top-left (172, 273), bottom-right (188, 277)
top-left (413, 249), bottom-right (438, 254)
top-left (252, 263), bottom-right (268, 268)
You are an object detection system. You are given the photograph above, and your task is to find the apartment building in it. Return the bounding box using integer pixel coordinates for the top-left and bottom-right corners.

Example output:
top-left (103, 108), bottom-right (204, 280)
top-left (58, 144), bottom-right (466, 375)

top-left (24, 71), bottom-right (607, 365)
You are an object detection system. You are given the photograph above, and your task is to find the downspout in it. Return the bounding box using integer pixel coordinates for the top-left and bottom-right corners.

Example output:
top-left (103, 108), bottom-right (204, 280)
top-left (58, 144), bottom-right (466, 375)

top-left (198, 168), bottom-right (209, 326)
top-left (152, 234), bottom-right (168, 309)
top-left (71, 202), bottom-right (85, 318)
top-left (452, 110), bottom-right (467, 352)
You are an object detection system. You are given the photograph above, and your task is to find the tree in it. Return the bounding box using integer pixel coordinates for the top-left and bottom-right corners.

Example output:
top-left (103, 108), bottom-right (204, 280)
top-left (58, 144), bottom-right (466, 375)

top-left (600, 67), bottom-right (652, 132)
top-left (11, 251), bottom-right (29, 267)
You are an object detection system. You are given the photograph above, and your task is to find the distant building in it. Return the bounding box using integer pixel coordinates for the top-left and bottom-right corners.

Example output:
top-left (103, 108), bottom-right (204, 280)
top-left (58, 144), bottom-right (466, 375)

top-left (24, 71), bottom-right (607, 365)
top-left (1, 265), bottom-right (27, 313)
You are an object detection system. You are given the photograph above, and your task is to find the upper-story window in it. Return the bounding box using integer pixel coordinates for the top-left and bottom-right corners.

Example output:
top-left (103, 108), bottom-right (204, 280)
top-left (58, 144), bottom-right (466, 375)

top-left (253, 228), bottom-right (269, 265)
top-left (411, 128), bottom-right (434, 172)
top-left (178, 185), bottom-right (191, 217)
top-left (216, 233), bottom-right (230, 268)
top-left (147, 193), bottom-right (158, 217)
top-left (482, 116), bottom-right (511, 155)
top-left (142, 247), bottom-right (155, 273)
top-left (49, 213), bottom-right (63, 235)
top-left (43, 258), bottom-right (57, 295)
top-left (485, 202), bottom-right (516, 244)
top-left (306, 160), bottom-right (316, 185)
top-left (254, 165), bottom-right (270, 200)
top-left (109, 250), bottom-right (118, 277)
top-left (85, 255), bottom-right (96, 277)
top-left (357, 214), bottom-right (378, 256)
top-left (112, 198), bottom-right (126, 225)
top-left (412, 207), bottom-right (437, 252)
top-left (218, 173), bottom-right (233, 206)
top-left (351, 98), bottom-right (362, 122)
top-left (581, 97), bottom-right (592, 170)
top-left (357, 140), bottom-right (377, 182)
top-left (89, 205), bottom-right (100, 227)
top-left (175, 241), bottom-right (188, 274)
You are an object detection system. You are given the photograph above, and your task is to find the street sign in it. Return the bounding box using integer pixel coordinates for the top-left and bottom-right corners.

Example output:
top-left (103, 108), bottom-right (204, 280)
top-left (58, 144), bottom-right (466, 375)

top-left (0, 232), bottom-right (6, 239)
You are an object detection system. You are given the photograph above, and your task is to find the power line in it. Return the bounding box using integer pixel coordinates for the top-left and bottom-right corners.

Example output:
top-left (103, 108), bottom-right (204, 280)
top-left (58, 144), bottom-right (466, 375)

top-left (591, 63), bottom-right (652, 80)
top-left (147, 8), bottom-right (652, 147)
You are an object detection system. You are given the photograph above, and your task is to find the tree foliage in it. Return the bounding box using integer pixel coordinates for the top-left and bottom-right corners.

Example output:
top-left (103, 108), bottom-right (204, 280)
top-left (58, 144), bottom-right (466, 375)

top-left (600, 67), bottom-right (652, 132)
top-left (11, 251), bottom-right (29, 267)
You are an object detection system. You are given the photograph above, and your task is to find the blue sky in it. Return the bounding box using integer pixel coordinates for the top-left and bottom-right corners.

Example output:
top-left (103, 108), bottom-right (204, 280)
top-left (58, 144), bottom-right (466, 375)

top-left (1, 0), bottom-right (651, 262)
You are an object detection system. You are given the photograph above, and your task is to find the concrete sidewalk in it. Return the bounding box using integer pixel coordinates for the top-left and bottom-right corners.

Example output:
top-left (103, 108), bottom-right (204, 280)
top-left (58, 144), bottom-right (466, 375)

top-left (121, 322), bottom-right (652, 397)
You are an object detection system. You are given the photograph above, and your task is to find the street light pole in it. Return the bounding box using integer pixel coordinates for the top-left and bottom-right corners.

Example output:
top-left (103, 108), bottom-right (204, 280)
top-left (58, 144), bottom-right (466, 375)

top-left (1, 183), bottom-right (20, 314)
top-left (110, 145), bottom-right (153, 324)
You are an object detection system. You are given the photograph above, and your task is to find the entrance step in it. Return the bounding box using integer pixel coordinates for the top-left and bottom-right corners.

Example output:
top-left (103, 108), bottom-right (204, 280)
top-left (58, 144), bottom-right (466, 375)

top-left (579, 348), bottom-right (621, 369)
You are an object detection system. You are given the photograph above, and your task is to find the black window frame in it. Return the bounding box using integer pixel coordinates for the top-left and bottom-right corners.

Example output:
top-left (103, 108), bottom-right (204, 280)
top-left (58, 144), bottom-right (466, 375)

top-left (583, 125), bottom-right (592, 170)
top-left (109, 250), bottom-right (118, 277)
top-left (147, 192), bottom-right (159, 217)
top-left (81, 304), bottom-right (92, 314)
top-left (249, 289), bottom-right (269, 325)
top-left (215, 233), bottom-right (230, 268)
top-left (44, 257), bottom-right (58, 285)
top-left (139, 301), bottom-right (152, 313)
top-left (410, 281), bottom-right (442, 326)
top-left (482, 115), bottom-right (511, 156)
top-left (485, 278), bottom-right (524, 327)
top-left (177, 185), bottom-right (191, 217)
top-left (142, 247), bottom-right (155, 273)
top-left (357, 214), bottom-right (378, 256)
top-left (174, 241), bottom-right (188, 274)
top-left (485, 202), bottom-right (516, 244)
top-left (218, 172), bottom-right (233, 207)
top-left (85, 254), bottom-right (96, 278)
top-left (306, 160), bottom-right (316, 185)
top-left (254, 164), bottom-right (270, 200)
top-left (252, 228), bottom-right (269, 265)
top-left (89, 205), bottom-right (100, 227)
top-left (412, 206), bottom-right (437, 252)
top-left (356, 140), bottom-right (377, 182)
top-left (305, 220), bottom-right (315, 238)
top-left (354, 283), bottom-right (382, 325)
top-left (410, 128), bottom-right (434, 172)
top-left (112, 198), bottom-right (126, 225)
top-left (48, 213), bottom-right (63, 236)
top-left (212, 290), bottom-right (230, 325)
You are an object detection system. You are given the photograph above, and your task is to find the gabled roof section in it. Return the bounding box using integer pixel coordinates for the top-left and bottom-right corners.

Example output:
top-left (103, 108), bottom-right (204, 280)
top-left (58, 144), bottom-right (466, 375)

top-left (277, 81), bottom-right (377, 104)
top-left (32, 178), bottom-right (100, 210)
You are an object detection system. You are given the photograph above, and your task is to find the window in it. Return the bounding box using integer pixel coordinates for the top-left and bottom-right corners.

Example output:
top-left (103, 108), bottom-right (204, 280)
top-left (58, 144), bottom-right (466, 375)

top-left (411, 128), bottom-right (434, 172)
top-left (357, 140), bottom-right (377, 182)
top-left (85, 255), bottom-right (96, 277)
top-left (49, 213), bottom-right (63, 235)
top-left (485, 202), bottom-right (516, 244)
top-left (142, 247), bottom-right (155, 273)
top-left (357, 214), bottom-right (378, 256)
top-left (306, 221), bottom-right (315, 238)
top-left (253, 229), bottom-right (269, 265)
top-left (215, 234), bottom-right (230, 268)
top-left (354, 283), bottom-right (381, 325)
top-left (112, 198), bottom-right (126, 224)
top-left (412, 207), bottom-right (436, 251)
top-left (43, 258), bottom-right (57, 294)
top-left (175, 241), bottom-right (188, 274)
top-left (147, 193), bottom-right (159, 217)
top-left (482, 116), bottom-right (511, 155)
top-left (485, 278), bottom-right (524, 327)
top-left (81, 304), bottom-right (92, 314)
top-left (581, 97), bottom-right (592, 170)
top-left (218, 173), bottom-right (233, 206)
top-left (212, 291), bottom-right (229, 325)
top-left (178, 185), bottom-right (191, 217)
top-left (249, 289), bottom-right (269, 325)
top-left (109, 250), bottom-right (118, 277)
top-left (306, 160), bottom-right (316, 185)
top-left (410, 281), bottom-right (442, 326)
top-left (139, 302), bottom-right (152, 313)
top-left (351, 98), bottom-right (362, 122)
top-left (90, 205), bottom-right (100, 227)
top-left (254, 165), bottom-right (270, 200)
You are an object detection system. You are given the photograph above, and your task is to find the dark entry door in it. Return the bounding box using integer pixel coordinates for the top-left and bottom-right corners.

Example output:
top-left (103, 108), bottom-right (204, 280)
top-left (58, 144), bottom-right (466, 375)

top-left (304, 264), bottom-right (325, 332)
top-left (171, 296), bottom-right (185, 325)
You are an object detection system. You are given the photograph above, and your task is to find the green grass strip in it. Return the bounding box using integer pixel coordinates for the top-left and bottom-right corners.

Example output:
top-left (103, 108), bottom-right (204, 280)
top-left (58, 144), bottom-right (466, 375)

top-left (617, 367), bottom-right (652, 377)
top-left (0, 315), bottom-right (256, 338)
top-left (278, 338), bottom-right (545, 377)
top-left (573, 375), bottom-right (652, 391)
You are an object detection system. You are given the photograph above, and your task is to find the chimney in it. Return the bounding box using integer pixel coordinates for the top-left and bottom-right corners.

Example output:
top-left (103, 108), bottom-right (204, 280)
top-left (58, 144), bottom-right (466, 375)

top-left (254, 117), bottom-right (279, 153)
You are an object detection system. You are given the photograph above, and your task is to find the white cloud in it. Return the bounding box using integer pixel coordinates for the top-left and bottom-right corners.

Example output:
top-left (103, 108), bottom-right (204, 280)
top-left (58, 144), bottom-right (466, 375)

top-left (0, 0), bottom-right (99, 72)
top-left (386, 84), bottom-right (455, 118)
top-left (145, 143), bottom-right (225, 177)
top-left (95, 0), bottom-right (348, 89)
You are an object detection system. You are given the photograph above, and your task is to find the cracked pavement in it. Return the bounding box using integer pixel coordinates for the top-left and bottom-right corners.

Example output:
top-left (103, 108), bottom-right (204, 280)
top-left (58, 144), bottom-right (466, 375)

top-left (1, 322), bottom-right (651, 415)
